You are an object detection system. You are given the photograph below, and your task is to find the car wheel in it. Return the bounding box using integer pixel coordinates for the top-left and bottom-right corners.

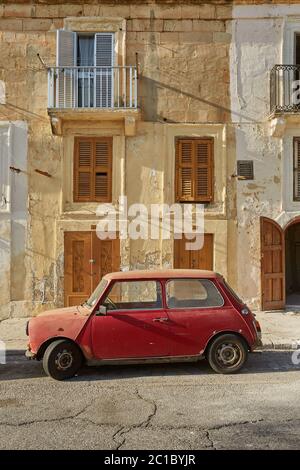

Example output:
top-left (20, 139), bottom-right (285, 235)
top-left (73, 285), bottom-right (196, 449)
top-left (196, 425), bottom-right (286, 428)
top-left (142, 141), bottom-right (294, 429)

top-left (43, 339), bottom-right (83, 380)
top-left (207, 334), bottom-right (248, 374)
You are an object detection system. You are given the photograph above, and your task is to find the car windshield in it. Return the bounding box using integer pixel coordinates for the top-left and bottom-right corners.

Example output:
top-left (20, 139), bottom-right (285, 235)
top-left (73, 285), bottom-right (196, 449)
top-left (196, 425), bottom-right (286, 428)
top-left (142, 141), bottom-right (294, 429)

top-left (84, 279), bottom-right (108, 308)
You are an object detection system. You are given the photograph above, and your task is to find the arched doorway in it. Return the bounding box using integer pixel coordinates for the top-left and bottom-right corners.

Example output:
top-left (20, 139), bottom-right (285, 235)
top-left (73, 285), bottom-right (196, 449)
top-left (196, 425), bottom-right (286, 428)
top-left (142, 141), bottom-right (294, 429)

top-left (285, 218), bottom-right (300, 308)
top-left (261, 216), bottom-right (300, 310)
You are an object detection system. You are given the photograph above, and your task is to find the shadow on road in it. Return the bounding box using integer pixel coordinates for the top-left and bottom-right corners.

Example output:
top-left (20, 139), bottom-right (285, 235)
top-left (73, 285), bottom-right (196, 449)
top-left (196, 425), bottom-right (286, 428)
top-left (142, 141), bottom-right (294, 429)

top-left (0, 350), bottom-right (299, 382)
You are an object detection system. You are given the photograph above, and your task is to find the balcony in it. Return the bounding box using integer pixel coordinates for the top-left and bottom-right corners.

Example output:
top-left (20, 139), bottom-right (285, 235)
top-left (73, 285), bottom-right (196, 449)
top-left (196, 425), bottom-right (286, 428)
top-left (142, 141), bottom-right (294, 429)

top-left (270, 65), bottom-right (300, 114)
top-left (47, 66), bottom-right (140, 136)
top-left (269, 65), bottom-right (300, 136)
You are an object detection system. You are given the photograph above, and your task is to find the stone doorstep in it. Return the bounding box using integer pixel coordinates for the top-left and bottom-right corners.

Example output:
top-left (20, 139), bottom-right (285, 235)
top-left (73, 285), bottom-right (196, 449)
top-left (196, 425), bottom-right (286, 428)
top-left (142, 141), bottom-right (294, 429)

top-left (259, 341), bottom-right (300, 351)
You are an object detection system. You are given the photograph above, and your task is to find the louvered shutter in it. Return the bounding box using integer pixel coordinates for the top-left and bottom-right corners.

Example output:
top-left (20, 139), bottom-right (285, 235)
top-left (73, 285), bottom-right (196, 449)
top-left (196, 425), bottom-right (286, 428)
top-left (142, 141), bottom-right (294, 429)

top-left (195, 140), bottom-right (213, 202)
top-left (176, 138), bottom-right (213, 202)
top-left (56, 30), bottom-right (77, 108)
top-left (294, 138), bottom-right (300, 201)
top-left (94, 139), bottom-right (112, 202)
top-left (74, 139), bottom-right (93, 201)
top-left (94, 33), bottom-right (114, 108)
top-left (74, 138), bottom-right (112, 202)
top-left (176, 140), bottom-right (193, 201)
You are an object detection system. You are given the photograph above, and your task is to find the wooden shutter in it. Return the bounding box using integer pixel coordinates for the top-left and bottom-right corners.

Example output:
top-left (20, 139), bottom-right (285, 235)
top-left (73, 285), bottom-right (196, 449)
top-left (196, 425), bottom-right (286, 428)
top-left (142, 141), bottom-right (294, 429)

top-left (74, 137), bottom-right (112, 202)
top-left (94, 139), bottom-right (112, 201)
top-left (294, 138), bottom-right (300, 201)
top-left (176, 138), bottom-right (213, 202)
top-left (56, 30), bottom-right (77, 108)
top-left (177, 140), bottom-right (193, 200)
top-left (94, 33), bottom-right (114, 108)
top-left (195, 140), bottom-right (213, 201)
top-left (74, 139), bottom-right (93, 202)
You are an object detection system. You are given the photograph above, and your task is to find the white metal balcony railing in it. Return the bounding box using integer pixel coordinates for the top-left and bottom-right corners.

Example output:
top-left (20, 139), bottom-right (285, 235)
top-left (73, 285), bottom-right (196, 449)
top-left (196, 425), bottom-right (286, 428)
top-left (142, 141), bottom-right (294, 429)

top-left (48, 66), bottom-right (138, 109)
top-left (270, 65), bottom-right (300, 114)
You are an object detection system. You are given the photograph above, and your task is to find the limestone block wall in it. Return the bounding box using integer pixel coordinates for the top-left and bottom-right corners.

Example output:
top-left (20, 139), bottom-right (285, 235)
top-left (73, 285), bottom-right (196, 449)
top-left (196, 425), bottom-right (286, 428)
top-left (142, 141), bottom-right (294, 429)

top-left (0, 1), bottom-right (237, 318)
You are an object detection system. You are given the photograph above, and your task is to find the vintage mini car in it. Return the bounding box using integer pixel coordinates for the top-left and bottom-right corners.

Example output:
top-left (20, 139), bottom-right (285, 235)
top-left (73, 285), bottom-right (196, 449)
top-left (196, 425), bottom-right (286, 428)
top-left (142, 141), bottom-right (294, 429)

top-left (26, 269), bottom-right (262, 380)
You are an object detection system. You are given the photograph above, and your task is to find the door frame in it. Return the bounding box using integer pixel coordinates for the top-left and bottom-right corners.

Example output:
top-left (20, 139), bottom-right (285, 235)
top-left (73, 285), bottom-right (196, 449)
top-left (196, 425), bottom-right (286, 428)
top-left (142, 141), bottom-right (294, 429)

top-left (284, 215), bottom-right (300, 231)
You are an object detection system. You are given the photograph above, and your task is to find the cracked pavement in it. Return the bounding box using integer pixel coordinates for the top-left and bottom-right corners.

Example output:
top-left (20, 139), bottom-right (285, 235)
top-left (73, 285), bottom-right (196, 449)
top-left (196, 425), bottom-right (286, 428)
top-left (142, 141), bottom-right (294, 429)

top-left (0, 350), bottom-right (300, 449)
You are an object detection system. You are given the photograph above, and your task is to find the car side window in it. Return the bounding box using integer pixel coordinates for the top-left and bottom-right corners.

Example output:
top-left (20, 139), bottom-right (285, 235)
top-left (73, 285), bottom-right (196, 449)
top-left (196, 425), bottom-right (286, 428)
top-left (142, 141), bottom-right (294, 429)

top-left (103, 280), bottom-right (163, 311)
top-left (166, 279), bottom-right (224, 309)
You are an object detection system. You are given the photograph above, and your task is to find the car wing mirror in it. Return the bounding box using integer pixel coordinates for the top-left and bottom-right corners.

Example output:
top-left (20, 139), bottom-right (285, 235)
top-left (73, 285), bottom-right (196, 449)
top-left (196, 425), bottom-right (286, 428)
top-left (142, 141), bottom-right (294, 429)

top-left (96, 305), bottom-right (107, 316)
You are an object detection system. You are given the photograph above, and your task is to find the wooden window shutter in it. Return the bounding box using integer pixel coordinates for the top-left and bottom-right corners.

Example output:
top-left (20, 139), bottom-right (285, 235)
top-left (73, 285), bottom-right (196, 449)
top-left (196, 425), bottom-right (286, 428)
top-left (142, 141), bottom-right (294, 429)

top-left (94, 33), bottom-right (114, 67)
top-left (94, 33), bottom-right (114, 108)
top-left (56, 30), bottom-right (77, 108)
top-left (56, 30), bottom-right (77, 68)
top-left (294, 138), bottom-right (300, 201)
top-left (195, 140), bottom-right (213, 201)
top-left (94, 139), bottom-right (112, 202)
top-left (74, 137), bottom-right (112, 202)
top-left (177, 140), bottom-right (193, 200)
top-left (74, 139), bottom-right (93, 202)
top-left (176, 138), bottom-right (213, 202)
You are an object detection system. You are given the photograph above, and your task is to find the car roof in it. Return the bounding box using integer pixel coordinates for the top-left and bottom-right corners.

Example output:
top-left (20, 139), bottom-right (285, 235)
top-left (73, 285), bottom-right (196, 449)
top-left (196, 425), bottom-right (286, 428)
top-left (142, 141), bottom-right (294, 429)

top-left (103, 269), bottom-right (221, 281)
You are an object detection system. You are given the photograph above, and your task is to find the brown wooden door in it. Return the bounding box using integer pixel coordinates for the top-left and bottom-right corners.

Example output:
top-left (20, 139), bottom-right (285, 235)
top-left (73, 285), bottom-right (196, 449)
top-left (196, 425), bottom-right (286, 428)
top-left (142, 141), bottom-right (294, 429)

top-left (261, 217), bottom-right (285, 310)
top-left (91, 233), bottom-right (120, 291)
top-left (174, 234), bottom-right (213, 270)
top-left (64, 231), bottom-right (120, 307)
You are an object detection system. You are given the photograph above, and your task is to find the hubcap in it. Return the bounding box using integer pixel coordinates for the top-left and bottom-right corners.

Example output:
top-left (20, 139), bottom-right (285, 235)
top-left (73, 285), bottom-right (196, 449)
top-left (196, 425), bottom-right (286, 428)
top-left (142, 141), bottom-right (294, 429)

top-left (55, 349), bottom-right (73, 370)
top-left (216, 342), bottom-right (242, 368)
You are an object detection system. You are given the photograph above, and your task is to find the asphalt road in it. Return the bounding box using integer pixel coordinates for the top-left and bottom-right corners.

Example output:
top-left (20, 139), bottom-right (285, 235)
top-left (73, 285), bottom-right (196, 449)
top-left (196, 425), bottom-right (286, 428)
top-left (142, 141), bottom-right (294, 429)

top-left (0, 350), bottom-right (299, 450)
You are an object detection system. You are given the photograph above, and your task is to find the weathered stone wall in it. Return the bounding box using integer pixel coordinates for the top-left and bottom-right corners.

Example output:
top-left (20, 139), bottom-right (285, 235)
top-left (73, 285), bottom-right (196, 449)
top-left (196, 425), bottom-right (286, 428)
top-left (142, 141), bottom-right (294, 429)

top-left (229, 3), bottom-right (300, 309)
top-left (0, 1), bottom-right (236, 318)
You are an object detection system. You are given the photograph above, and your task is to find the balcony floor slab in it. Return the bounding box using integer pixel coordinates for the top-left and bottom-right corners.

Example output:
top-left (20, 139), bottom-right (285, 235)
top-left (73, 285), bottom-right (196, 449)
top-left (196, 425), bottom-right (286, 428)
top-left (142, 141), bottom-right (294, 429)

top-left (48, 107), bottom-right (141, 136)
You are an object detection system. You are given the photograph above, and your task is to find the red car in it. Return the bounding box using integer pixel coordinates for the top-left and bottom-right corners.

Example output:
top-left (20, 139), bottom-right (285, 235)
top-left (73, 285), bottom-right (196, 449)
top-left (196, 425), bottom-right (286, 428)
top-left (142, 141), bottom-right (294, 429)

top-left (26, 270), bottom-right (262, 380)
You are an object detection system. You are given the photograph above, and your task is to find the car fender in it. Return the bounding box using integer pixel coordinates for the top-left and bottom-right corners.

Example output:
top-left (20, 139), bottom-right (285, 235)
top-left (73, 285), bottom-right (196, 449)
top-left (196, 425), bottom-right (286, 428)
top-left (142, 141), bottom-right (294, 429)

top-left (201, 329), bottom-right (252, 356)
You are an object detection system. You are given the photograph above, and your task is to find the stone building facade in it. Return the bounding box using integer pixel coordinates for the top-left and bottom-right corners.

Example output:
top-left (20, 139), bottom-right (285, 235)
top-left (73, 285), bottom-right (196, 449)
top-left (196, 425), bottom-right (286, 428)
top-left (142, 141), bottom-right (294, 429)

top-left (1, 0), bottom-right (300, 319)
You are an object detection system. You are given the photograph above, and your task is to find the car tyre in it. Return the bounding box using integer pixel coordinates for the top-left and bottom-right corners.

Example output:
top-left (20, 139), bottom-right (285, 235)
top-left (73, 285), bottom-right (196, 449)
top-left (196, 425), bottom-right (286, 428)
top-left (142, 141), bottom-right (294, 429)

top-left (43, 339), bottom-right (83, 380)
top-left (207, 334), bottom-right (248, 374)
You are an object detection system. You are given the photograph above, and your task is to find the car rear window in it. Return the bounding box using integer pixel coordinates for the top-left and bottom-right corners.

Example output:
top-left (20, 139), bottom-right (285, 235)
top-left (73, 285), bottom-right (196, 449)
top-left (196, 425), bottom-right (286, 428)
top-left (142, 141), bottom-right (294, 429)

top-left (166, 279), bottom-right (224, 309)
top-left (222, 280), bottom-right (244, 305)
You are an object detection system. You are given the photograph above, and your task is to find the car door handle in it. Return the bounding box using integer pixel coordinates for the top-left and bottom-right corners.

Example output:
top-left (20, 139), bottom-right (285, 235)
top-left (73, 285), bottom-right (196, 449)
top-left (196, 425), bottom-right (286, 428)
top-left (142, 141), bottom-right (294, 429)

top-left (152, 317), bottom-right (169, 323)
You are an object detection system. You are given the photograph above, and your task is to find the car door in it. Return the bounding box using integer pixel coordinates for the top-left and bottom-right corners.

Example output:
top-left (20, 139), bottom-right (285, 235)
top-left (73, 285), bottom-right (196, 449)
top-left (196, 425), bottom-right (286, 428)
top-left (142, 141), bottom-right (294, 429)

top-left (165, 278), bottom-right (228, 356)
top-left (91, 279), bottom-right (172, 359)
